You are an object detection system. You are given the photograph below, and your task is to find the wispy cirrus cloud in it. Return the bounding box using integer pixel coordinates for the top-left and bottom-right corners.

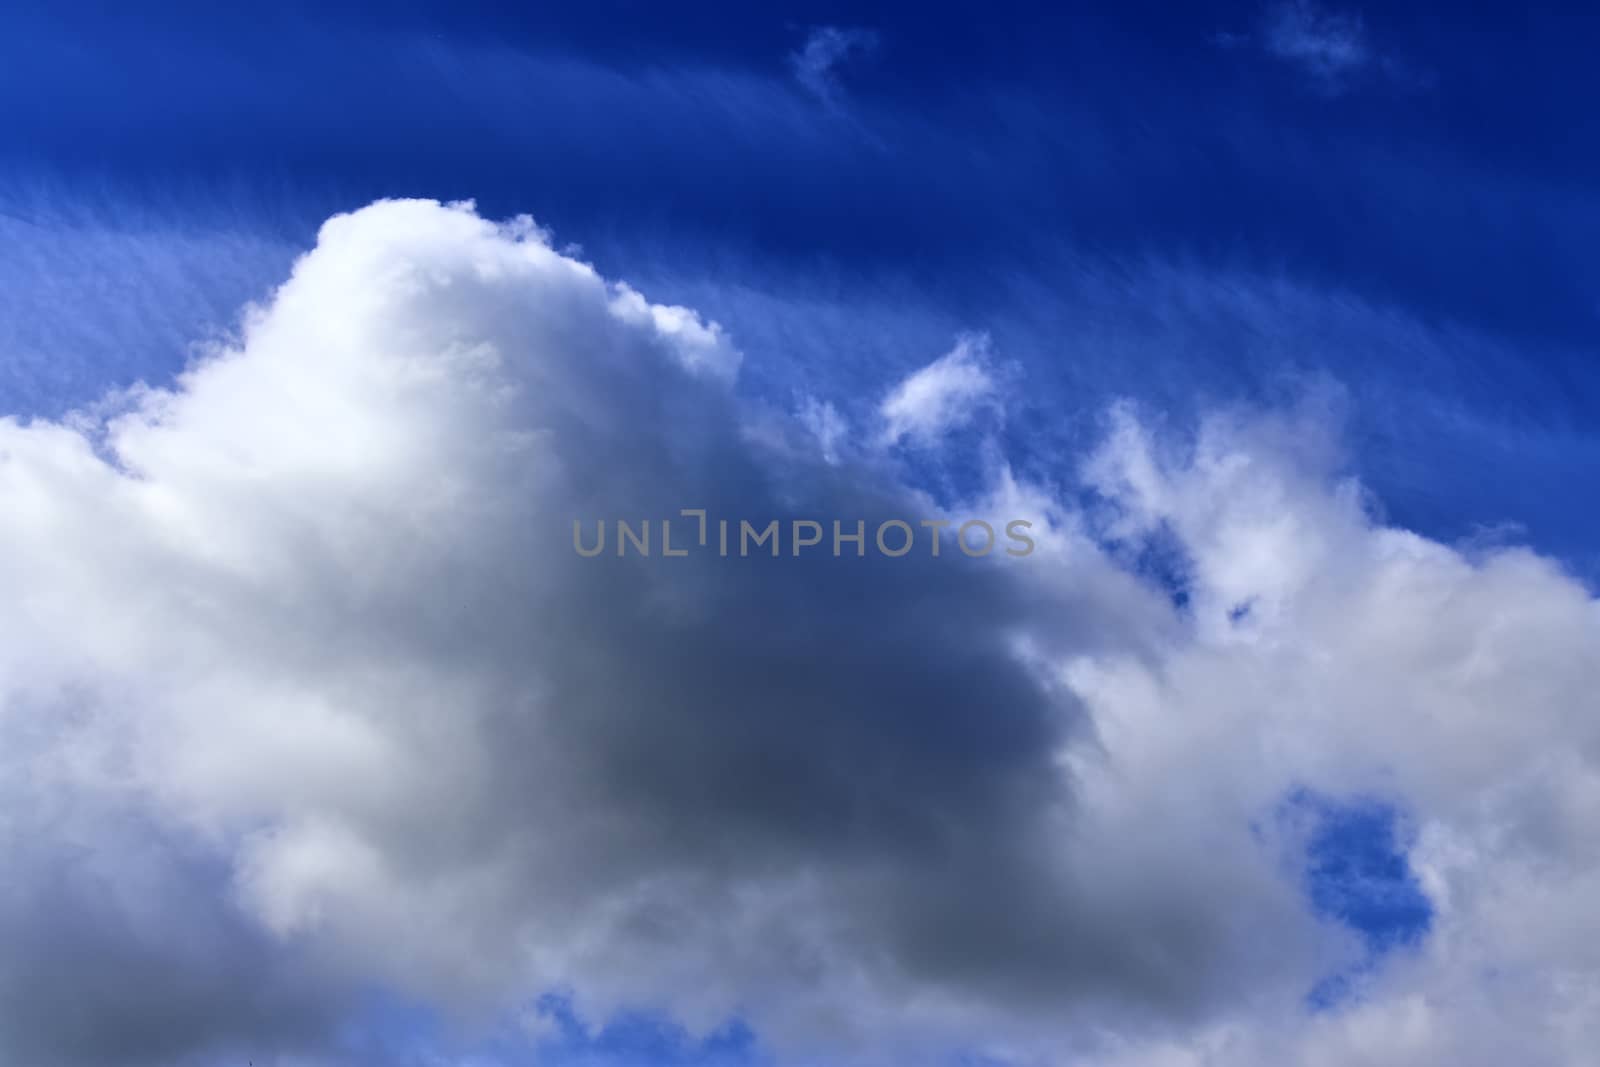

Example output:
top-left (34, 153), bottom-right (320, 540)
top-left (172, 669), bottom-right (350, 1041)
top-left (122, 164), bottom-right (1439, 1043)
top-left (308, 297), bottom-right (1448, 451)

top-left (1217, 1), bottom-right (1428, 96)
top-left (789, 25), bottom-right (878, 104)
top-left (1262, 0), bottom-right (1372, 89)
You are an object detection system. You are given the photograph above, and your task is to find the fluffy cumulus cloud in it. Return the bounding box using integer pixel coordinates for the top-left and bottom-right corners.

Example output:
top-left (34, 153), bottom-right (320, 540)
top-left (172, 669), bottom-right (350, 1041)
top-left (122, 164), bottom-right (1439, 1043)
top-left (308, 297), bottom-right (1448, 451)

top-left (2, 199), bottom-right (1598, 1066)
top-left (878, 334), bottom-right (1001, 448)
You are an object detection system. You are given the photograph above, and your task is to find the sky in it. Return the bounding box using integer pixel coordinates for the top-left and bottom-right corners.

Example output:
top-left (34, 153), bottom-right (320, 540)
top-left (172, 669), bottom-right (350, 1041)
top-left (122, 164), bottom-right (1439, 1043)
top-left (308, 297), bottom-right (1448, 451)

top-left (2, 3), bottom-right (1599, 1066)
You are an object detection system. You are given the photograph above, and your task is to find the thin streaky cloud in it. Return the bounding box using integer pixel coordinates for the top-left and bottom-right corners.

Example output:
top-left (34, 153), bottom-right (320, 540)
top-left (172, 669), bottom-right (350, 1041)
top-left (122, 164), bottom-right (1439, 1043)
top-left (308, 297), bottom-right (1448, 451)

top-left (1217, 0), bottom-right (1429, 96)
top-left (790, 25), bottom-right (879, 103)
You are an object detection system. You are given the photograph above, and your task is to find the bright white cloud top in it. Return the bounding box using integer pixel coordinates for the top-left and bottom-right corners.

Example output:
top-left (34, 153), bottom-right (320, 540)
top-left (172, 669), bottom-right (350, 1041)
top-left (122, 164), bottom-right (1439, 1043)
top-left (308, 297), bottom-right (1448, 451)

top-left (878, 333), bottom-right (1000, 448)
top-left (2, 200), bottom-right (1597, 1067)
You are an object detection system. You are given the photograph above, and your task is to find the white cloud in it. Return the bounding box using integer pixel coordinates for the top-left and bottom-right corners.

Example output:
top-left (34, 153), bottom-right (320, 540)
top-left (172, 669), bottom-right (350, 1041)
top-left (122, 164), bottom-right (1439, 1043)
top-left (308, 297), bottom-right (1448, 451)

top-left (879, 333), bottom-right (1001, 447)
top-left (797, 395), bottom-right (849, 464)
top-left (2, 200), bottom-right (1598, 1066)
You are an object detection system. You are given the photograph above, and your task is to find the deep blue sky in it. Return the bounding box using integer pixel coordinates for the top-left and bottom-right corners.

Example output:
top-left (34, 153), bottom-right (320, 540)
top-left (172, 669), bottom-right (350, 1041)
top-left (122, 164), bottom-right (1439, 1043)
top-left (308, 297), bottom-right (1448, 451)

top-left (4, 0), bottom-right (1598, 573)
